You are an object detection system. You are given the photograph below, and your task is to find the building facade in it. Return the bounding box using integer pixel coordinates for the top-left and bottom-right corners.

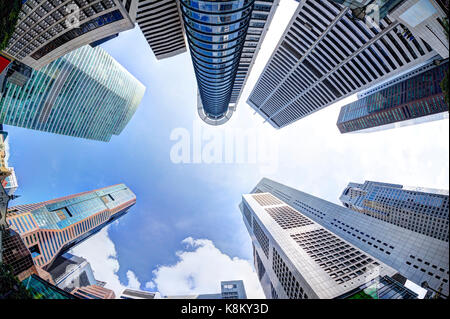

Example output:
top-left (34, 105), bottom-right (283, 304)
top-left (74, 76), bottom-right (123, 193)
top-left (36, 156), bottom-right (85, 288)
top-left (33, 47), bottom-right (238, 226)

top-left (240, 191), bottom-right (415, 299)
top-left (181, 0), bottom-right (279, 125)
top-left (164, 280), bottom-right (248, 299)
top-left (6, 184), bottom-right (136, 270)
top-left (340, 181), bottom-right (449, 242)
top-left (247, 0), bottom-right (440, 129)
top-left (0, 45), bottom-right (145, 142)
top-left (120, 288), bottom-right (157, 299)
top-left (72, 284), bottom-right (116, 299)
top-left (136, 0), bottom-right (187, 60)
top-left (242, 178), bottom-right (448, 298)
top-left (2, 0), bottom-right (138, 70)
top-left (337, 60), bottom-right (449, 133)
top-left (47, 252), bottom-right (97, 292)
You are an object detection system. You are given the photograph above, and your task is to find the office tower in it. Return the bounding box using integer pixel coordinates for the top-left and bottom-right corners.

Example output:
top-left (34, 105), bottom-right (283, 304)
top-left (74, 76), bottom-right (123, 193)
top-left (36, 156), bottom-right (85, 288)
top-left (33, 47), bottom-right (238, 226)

top-left (0, 45), bottom-right (145, 142)
top-left (337, 60), bottom-right (449, 133)
top-left (340, 181), bottom-right (449, 241)
top-left (72, 284), bottom-right (116, 299)
top-left (2, 61), bottom-right (33, 88)
top-left (180, 0), bottom-right (279, 125)
top-left (22, 274), bottom-right (77, 299)
top-left (331, 0), bottom-right (405, 17)
top-left (242, 178), bottom-right (448, 298)
top-left (47, 253), bottom-right (97, 292)
top-left (164, 280), bottom-right (248, 299)
top-left (0, 228), bottom-right (39, 281)
top-left (220, 280), bottom-right (247, 299)
top-left (2, 0), bottom-right (138, 70)
top-left (136, 0), bottom-right (187, 60)
top-left (6, 184), bottom-right (136, 270)
top-left (389, 0), bottom-right (449, 59)
top-left (241, 191), bottom-right (417, 299)
top-left (120, 288), bottom-right (157, 299)
top-left (248, 0), bottom-right (439, 129)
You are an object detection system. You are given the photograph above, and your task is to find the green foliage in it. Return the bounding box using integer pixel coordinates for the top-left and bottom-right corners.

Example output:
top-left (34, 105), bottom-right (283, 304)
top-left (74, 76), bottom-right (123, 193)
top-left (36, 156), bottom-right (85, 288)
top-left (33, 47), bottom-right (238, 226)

top-left (0, 0), bottom-right (23, 52)
top-left (0, 262), bottom-right (34, 299)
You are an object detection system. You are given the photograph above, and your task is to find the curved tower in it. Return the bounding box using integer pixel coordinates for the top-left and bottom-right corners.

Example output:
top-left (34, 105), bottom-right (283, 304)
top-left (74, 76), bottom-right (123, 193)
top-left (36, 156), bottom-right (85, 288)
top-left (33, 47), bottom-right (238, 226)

top-left (180, 0), bottom-right (255, 125)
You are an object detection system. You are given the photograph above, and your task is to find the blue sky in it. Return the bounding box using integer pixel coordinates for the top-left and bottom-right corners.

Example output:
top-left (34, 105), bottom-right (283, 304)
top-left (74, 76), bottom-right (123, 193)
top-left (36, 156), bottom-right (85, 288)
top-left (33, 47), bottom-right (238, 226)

top-left (5, 0), bottom-right (449, 298)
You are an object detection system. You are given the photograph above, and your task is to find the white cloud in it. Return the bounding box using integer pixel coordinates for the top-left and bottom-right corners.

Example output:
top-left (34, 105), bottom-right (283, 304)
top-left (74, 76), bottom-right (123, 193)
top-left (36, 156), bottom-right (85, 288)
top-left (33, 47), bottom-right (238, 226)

top-left (70, 226), bottom-right (142, 297)
top-left (148, 237), bottom-right (265, 299)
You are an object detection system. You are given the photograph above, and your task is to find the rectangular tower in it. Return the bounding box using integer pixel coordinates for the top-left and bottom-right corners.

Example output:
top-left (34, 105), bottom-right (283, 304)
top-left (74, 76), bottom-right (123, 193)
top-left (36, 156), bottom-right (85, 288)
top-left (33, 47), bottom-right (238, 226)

top-left (2, 0), bottom-right (138, 70)
top-left (247, 0), bottom-right (440, 129)
top-left (0, 45), bottom-right (145, 142)
top-left (135, 0), bottom-right (187, 60)
top-left (242, 178), bottom-right (448, 298)
top-left (337, 60), bottom-right (449, 133)
top-left (340, 181), bottom-right (449, 241)
top-left (221, 280), bottom-right (247, 299)
top-left (240, 191), bottom-right (416, 299)
top-left (6, 184), bottom-right (136, 270)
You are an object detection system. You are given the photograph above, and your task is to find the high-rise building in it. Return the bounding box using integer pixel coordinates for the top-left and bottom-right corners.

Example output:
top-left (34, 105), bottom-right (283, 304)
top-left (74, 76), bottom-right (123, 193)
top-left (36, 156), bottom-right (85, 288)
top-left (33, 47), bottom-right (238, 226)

top-left (120, 288), bottom-right (157, 299)
top-left (240, 190), bottom-right (417, 299)
top-left (220, 280), bottom-right (247, 299)
top-left (389, 0), bottom-right (449, 59)
top-left (6, 184), bottom-right (136, 270)
top-left (47, 252), bottom-right (97, 292)
top-left (242, 178), bottom-right (448, 298)
top-left (340, 181), bottom-right (449, 241)
top-left (180, 0), bottom-right (279, 125)
top-left (71, 284), bottom-right (116, 299)
top-left (1, 0), bottom-right (138, 70)
top-left (164, 280), bottom-right (248, 299)
top-left (136, 0), bottom-right (187, 60)
top-left (337, 60), bottom-right (449, 133)
top-left (247, 0), bottom-right (440, 129)
top-left (0, 45), bottom-right (145, 142)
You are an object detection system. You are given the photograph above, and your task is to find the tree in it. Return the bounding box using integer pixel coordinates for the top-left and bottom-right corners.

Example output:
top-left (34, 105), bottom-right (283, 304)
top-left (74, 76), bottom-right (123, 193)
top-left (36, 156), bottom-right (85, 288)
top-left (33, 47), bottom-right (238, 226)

top-left (0, 262), bottom-right (34, 299)
top-left (441, 17), bottom-right (449, 107)
top-left (0, 0), bottom-right (23, 52)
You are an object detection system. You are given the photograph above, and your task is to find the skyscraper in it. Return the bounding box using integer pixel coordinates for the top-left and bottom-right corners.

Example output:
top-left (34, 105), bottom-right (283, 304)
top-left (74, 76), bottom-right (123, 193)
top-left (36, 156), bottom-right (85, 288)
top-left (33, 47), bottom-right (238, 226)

top-left (47, 252), bottom-right (97, 292)
top-left (247, 0), bottom-right (440, 129)
top-left (340, 181), bottom-right (449, 241)
top-left (163, 280), bottom-right (248, 299)
top-left (242, 178), bottom-right (448, 298)
top-left (71, 284), bottom-right (116, 299)
top-left (136, 0), bottom-right (187, 60)
top-left (6, 184), bottom-right (136, 270)
top-left (241, 191), bottom-right (417, 299)
top-left (0, 45), bottom-right (145, 142)
top-left (180, 0), bottom-right (279, 125)
top-left (337, 60), bottom-right (449, 133)
top-left (120, 288), bottom-right (157, 299)
top-left (1, 0), bottom-right (138, 70)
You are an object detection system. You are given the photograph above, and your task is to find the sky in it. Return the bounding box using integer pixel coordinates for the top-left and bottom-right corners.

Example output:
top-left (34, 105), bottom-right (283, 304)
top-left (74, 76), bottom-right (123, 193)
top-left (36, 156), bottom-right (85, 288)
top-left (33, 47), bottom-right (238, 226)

top-left (4, 0), bottom-right (449, 298)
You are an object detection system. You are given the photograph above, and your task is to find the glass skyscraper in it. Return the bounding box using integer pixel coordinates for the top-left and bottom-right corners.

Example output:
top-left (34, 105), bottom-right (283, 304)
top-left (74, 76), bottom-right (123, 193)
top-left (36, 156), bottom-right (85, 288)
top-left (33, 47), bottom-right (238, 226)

top-left (179, 0), bottom-right (256, 125)
top-left (336, 61), bottom-right (449, 133)
top-left (0, 45), bottom-right (145, 142)
top-left (6, 184), bottom-right (136, 270)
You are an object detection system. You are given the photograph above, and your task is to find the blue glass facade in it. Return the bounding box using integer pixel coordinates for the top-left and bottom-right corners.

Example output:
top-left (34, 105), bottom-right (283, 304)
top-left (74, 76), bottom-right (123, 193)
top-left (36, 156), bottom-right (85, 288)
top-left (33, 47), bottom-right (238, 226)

top-left (0, 46), bottom-right (145, 142)
top-left (180, 0), bottom-right (255, 121)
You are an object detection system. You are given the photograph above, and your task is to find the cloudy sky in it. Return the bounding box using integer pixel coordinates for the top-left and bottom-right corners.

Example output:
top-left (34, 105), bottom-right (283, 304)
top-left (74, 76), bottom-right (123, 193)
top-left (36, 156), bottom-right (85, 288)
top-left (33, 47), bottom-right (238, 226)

top-left (6, 0), bottom-right (449, 298)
